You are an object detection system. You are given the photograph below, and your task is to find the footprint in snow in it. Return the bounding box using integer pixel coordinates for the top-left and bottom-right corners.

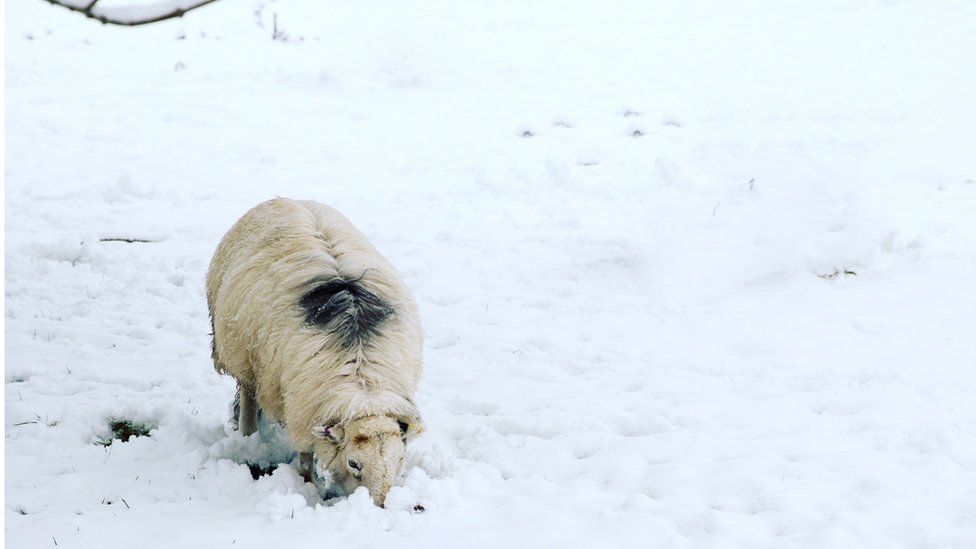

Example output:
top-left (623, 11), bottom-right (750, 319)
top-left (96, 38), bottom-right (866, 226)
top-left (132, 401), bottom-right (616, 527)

top-left (551, 116), bottom-right (574, 128)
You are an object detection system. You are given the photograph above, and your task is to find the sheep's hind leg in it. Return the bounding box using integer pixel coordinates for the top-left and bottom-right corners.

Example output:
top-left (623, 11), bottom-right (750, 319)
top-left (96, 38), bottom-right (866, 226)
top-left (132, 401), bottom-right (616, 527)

top-left (298, 452), bottom-right (315, 484)
top-left (237, 384), bottom-right (259, 437)
top-left (230, 389), bottom-right (241, 430)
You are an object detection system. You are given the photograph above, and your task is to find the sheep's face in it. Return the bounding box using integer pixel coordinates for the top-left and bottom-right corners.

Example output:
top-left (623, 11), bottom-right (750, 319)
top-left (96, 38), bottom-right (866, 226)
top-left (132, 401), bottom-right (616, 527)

top-left (311, 415), bottom-right (423, 507)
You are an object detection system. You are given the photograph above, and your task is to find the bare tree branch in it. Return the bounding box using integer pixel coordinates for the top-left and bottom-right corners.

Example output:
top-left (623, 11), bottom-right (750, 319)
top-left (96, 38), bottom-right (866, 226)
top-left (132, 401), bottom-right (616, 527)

top-left (42, 0), bottom-right (222, 27)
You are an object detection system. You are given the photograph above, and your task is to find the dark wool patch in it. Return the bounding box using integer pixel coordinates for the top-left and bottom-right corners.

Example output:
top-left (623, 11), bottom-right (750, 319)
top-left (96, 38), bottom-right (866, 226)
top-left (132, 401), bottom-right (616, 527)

top-left (299, 276), bottom-right (395, 348)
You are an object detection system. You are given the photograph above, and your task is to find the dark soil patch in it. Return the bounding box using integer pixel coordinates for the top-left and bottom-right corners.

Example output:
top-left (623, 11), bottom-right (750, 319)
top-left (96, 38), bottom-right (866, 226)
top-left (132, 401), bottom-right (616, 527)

top-left (246, 462), bottom-right (279, 480)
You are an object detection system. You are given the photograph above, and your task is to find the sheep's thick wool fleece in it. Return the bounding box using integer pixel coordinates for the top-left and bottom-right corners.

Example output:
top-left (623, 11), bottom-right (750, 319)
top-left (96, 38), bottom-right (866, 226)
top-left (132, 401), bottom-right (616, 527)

top-left (206, 198), bottom-right (423, 452)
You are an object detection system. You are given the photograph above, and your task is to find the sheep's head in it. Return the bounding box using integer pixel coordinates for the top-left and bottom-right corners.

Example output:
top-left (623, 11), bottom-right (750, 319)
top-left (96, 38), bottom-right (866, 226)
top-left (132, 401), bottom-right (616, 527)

top-left (311, 415), bottom-right (423, 507)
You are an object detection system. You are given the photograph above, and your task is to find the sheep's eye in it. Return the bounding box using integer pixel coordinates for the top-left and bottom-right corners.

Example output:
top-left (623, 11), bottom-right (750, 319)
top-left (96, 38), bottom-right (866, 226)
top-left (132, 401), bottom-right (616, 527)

top-left (348, 459), bottom-right (361, 471)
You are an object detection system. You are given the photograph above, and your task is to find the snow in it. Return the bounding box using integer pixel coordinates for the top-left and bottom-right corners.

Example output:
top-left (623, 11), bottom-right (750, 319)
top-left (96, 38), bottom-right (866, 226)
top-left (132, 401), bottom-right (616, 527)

top-left (5, 0), bottom-right (976, 547)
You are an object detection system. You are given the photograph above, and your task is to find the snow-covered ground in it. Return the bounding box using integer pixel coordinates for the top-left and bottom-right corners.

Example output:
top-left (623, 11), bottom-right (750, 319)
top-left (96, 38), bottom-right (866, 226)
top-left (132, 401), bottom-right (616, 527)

top-left (5, 1), bottom-right (976, 547)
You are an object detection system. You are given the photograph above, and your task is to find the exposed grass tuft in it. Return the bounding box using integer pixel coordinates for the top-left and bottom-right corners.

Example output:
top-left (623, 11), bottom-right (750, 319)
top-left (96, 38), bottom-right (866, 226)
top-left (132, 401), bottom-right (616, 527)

top-left (96, 418), bottom-right (155, 446)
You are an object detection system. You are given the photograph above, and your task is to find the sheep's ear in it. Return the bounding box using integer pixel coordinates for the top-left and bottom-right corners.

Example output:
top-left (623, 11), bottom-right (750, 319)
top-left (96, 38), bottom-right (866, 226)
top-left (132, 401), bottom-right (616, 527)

top-left (397, 418), bottom-right (425, 440)
top-left (311, 424), bottom-right (343, 443)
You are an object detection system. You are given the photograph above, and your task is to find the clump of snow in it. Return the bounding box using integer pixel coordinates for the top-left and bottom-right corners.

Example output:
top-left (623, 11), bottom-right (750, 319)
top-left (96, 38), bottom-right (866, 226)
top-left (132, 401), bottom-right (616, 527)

top-left (6, 0), bottom-right (976, 547)
top-left (29, 237), bottom-right (105, 267)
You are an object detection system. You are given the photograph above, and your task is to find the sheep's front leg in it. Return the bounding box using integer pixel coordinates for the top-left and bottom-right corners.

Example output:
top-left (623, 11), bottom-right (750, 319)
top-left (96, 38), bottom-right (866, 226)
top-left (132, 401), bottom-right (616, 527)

top-left (298, 452), bottom-right (315, 484)
top-left (237, 384), bottom-right (259, 437)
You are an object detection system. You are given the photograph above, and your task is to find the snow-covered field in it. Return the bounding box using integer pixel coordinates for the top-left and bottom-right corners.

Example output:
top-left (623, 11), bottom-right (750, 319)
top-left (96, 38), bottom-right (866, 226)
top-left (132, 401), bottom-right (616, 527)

top-left (5, 1), bottom-right (976, 547)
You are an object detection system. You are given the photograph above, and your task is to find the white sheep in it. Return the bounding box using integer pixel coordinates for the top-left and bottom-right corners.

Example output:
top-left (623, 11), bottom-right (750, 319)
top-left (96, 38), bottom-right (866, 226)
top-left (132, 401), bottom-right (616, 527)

top-left (207, 198), bottom-right (424, 506)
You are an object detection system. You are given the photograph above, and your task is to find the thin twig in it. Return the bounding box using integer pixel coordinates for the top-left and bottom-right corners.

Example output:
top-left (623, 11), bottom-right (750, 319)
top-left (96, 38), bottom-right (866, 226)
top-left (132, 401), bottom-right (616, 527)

top-left (43, 0), bottom-right (222, 27)
top-left (99, 238), bottom-right (157, 243)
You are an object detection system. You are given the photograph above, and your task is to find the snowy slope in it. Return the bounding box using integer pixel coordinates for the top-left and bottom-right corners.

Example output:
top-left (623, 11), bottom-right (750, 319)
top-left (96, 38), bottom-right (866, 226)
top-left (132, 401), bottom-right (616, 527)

top-left (5, 1), bottom-right (976, 547)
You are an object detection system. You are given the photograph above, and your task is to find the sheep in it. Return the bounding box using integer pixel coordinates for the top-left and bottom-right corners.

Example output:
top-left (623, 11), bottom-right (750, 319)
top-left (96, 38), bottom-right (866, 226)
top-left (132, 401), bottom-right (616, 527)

top-left (207, 198), bottom-right (424, 507)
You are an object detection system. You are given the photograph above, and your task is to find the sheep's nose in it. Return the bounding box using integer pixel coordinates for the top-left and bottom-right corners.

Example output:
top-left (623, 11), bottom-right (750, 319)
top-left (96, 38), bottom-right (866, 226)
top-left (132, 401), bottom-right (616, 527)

top-left (372, 489), bottom-right (390, 508)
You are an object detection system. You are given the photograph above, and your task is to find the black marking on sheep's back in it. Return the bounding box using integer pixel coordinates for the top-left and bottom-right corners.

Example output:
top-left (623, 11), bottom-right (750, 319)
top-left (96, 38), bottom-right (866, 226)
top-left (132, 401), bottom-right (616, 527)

top-left (299, 276), bottom-right (395, 348)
